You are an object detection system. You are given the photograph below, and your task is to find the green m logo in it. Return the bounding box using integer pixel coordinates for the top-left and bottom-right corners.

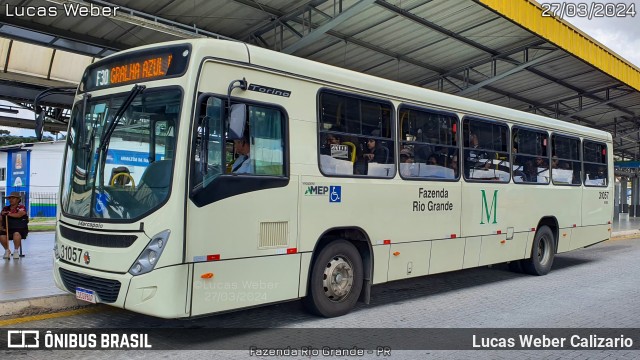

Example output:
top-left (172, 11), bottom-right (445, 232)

top-left (304, 186), bottom-right (313, 195)
top-left (480, 189), bottom-right (498, 224)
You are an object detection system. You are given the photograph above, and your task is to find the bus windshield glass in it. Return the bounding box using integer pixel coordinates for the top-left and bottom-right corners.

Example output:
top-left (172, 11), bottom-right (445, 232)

top-left (60, 88), bottom-right (181, 220)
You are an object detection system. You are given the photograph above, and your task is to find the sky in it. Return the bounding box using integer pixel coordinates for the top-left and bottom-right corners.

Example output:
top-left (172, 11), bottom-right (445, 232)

top-left (538, 0), bottom-right (640, 67)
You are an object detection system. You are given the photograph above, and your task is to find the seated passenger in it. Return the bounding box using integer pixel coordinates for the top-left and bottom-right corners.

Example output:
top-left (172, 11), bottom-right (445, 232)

top-left (0, 192), bottom-right (28, 260)
top-left (449, 154), bottom-right (459, 178)
top-left (232, 132), bottom-right (253, 174)
top-left (399, 148), bottom-right (415, 177)
top-left (400, 148), bottom-right (414, 164)
top-left (363, 132), bottom-right (387, 164)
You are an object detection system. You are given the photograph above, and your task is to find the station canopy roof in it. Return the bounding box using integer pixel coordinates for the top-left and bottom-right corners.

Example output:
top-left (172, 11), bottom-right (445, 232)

top-left (1, 0), bottom-right (639, 157)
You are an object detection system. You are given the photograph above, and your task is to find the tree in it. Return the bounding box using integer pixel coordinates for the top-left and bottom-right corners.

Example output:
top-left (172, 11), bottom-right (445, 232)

top-left (0, 130), bottom-right (53, 146)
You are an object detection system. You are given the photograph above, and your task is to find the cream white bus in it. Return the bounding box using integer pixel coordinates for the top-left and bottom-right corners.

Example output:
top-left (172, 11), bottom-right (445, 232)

top-left (49, 39), bottom-right (613, 319)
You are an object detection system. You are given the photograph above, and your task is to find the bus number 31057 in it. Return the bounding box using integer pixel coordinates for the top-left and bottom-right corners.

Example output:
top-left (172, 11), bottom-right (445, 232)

top-left (59, 244), bottom-right (83, 263)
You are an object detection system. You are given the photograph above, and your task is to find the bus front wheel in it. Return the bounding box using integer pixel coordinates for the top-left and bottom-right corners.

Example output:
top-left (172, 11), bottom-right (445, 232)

top-left (303, 240), bottom-right (363, 317)
top-left (522, 225), bottom-right (555, 276)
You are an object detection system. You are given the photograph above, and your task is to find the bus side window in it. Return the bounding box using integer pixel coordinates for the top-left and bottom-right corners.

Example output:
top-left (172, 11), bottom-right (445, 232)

top-left (318, 91), bottom-right (394, 178)
top-left (246, 105), bottom-right (286, 176)
top-left (463, 118), bottom-right (510, 182)
top-left (583, 141), bottom-right (608, 186)
top-left (551, 135), bottom-right (581, 186)
top-left (398, 106), bottom-right (458, 180)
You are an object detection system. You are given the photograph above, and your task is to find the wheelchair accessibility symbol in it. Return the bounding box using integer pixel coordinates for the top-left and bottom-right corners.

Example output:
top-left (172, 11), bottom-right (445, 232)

top-left (95, 192), bottom-right (107, 214)
top-left (329, 186), bottom-right (341, 203)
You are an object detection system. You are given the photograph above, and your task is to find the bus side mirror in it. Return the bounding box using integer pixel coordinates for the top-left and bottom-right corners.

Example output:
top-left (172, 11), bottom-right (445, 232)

top-left (227, 103), bottom-right (247, 140)
top-left (35, 111), bottom-right (45, 141)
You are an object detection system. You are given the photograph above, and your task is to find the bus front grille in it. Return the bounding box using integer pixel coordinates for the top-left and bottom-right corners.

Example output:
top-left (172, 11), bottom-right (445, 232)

top-left (59, 268), bottom-right (121, 303)
top-left (60, 225), bottom-right (138, 248)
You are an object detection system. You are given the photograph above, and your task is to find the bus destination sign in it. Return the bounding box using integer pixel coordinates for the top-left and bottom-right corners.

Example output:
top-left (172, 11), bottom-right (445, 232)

top-left (95, 54), bottom-right (172, 87)
top-left (81, 44), bottom-right (190, 92)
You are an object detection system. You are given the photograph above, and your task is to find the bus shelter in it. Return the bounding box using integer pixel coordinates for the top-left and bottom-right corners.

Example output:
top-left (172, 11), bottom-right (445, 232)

top-left (614, 162), bottom-right (640, 217)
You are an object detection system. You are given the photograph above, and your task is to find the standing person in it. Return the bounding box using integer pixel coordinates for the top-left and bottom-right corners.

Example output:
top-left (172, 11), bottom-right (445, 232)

top-left (1, 192), bottom-right (28, 260)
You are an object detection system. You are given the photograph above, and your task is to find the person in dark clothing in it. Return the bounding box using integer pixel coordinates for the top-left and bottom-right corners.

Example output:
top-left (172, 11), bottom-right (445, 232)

top-left (363, 137), bottom-right (387, 164)
top-left (1, 192), bottom-right (28, 260)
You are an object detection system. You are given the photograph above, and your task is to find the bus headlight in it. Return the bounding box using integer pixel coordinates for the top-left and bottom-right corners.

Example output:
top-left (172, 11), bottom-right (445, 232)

top-left (129, 230), bottom-right (170, 276)
top-left (147, 250), bottom-right (158, 265)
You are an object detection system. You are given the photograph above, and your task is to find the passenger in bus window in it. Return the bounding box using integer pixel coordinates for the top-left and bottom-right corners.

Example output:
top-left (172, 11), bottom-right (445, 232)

top-left (551, 156), bottom-right (559, 169)
top-left (399, 148), bottom-right (416, 177)
top-left (449, 154), bottom-right (459, 178)
top-left (467, 133), bottom-right (491, 170)
top-left (400, 148), bottom-right (414, 164)
top-left (535, 157), bottom-right (548, 170)
top-left (467, 133), bottom-right (488, 161)
top-left (320, 133), bottom-right (340, 155)
top-left (232, 132), bottom-right (253, 174)
top-left (434, 146), bottom-right (451, 167)
top-left (363, 131), bottom-right (387, 164)
top-left (525, 157), bottom-right (548, 183)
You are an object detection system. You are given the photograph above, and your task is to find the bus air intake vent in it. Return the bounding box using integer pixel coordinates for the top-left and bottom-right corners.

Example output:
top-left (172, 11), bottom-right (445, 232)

top-left (60, 225), bottom-right (137, 248)
top-left (259, 221), bottom-right (288, 249)
top-left (59, 268), bottom-right (121, 303)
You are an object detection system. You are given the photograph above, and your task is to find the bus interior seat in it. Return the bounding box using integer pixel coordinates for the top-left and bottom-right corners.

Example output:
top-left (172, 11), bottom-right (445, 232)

top-left (134, 160), bottom-right (172, 208)
top-left (380, 145), bottom-right (390, 164)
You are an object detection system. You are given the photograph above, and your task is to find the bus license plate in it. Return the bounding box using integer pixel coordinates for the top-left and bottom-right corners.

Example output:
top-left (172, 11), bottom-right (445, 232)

top-left (75, 287), bottom-right (97, 303)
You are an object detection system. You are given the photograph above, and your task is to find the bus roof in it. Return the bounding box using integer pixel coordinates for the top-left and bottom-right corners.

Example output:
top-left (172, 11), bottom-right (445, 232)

top-left (107, 38), bottom-right (612, 142)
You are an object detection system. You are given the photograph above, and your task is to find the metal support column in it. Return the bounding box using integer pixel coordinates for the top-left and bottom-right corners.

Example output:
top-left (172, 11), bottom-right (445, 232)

top-left (621, 176), bottom-right (628, 213)
top-left (629, 178), bottom-right (636, 216)
top-left (614, 181), bottom-right (620, 220)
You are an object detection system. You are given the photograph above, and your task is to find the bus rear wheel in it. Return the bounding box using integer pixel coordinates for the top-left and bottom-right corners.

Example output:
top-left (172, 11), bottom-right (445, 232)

top-left (522, 225), bottom-right (555, 276)
top-left (303, 240), bottom-right (363, 317)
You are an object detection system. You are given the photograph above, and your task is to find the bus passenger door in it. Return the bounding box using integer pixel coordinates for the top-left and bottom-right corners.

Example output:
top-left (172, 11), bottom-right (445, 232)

top-left (185, 89), bottom-right (300, 316)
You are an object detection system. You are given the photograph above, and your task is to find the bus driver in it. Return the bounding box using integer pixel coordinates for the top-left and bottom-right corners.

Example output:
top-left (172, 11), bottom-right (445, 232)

top-left (232, 132), bottom-right (253, 174)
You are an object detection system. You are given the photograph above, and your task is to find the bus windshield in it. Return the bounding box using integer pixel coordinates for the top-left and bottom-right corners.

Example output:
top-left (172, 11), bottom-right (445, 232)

top-left (61, 88), bottom-right (181, 221)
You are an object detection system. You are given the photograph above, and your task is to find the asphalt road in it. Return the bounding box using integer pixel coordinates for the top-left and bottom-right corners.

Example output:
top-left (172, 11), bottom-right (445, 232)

top-left (2, 237), bottom-right (640, 359)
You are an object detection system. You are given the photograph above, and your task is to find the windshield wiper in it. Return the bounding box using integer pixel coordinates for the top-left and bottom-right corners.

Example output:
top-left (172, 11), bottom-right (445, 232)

top-left (94, 84), bottom-right (145, 195)
top-left (97, 84), bottom-right (146, 154)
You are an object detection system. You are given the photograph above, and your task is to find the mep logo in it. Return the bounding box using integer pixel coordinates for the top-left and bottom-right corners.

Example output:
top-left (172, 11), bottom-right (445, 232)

top-left (304, 185), bottom-right (341, 202)
top-left (304, 186), bottom-right (329, 196)
top-left (7, 330), bottom-right (39, 348)
top-left (480, 189), bottom-right (498, 224)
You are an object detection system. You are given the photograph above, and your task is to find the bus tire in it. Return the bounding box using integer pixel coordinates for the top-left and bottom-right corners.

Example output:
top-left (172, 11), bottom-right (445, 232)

top-left (522, 225), bottom-right (555, 276)
top-left (303, 240), bottom-right (363, 317)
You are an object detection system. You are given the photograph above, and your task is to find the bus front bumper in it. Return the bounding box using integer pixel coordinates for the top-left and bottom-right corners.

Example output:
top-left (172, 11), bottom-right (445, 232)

top-left (53, 256), bottom-right (190, 319)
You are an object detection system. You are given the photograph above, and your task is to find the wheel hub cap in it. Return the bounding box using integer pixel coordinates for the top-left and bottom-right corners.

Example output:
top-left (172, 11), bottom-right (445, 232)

top-left (323, 256), bottom-right (353, 302)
